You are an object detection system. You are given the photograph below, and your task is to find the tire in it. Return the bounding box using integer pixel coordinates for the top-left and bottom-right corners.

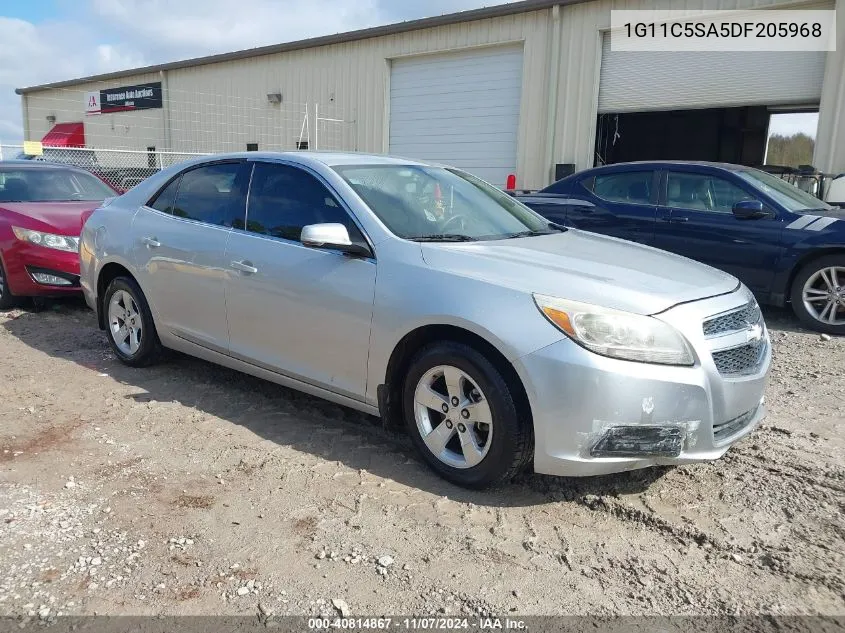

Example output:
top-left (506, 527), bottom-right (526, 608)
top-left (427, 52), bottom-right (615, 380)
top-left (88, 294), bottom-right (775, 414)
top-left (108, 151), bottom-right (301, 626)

top-left (789, 254), bottom-right (845, 336)
top-left (0, 258), bottom-right (18, 310)
top-left (402, 341), bottom-right (533, 489)
top-left (102, 276), bottom-right (163, 366)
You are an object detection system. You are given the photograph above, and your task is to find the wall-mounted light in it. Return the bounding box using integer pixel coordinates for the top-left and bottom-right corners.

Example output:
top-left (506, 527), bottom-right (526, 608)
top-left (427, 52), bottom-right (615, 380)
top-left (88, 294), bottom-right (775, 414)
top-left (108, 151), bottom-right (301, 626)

top-left (46, 115), bottom-right (56, 124)
top-left (267, 93), bottom-right (282, 104)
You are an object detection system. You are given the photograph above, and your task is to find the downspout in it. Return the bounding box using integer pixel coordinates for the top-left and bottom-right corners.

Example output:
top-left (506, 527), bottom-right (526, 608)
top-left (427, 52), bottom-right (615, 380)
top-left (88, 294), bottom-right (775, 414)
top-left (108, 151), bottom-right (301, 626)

top-left (21, 93), bottom-right (31, 142)
top-left (160, 70), bottom-right (172, 151)
top-left (544, 4), bottom-right (562, 186)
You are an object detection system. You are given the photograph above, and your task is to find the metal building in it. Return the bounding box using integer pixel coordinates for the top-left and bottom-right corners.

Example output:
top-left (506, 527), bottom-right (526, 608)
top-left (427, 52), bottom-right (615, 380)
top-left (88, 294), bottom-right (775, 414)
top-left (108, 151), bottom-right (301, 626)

top-left (15, 0), bottom-right (845, 189)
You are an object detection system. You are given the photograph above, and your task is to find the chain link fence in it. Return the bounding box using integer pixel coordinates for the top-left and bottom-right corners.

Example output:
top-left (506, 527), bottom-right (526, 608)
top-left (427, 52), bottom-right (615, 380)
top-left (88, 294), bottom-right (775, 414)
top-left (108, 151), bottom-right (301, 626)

top-left (0, 145), bottom-right (208, 192)
top-left (3, 99), bottom-right (357, 192)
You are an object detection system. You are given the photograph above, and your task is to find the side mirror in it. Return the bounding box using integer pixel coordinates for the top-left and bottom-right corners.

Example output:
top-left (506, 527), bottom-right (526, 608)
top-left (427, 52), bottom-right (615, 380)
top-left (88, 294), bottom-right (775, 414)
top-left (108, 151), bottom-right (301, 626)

top-left (732, 199), bottom-right (768, 219)
top-left (300, 223), bottom-right (370, 257)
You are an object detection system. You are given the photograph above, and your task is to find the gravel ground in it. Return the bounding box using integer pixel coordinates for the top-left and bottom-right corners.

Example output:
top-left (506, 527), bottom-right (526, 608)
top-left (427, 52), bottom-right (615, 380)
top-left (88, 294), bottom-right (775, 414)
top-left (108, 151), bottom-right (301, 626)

top-left (0, 299), bottom-right (842, 619)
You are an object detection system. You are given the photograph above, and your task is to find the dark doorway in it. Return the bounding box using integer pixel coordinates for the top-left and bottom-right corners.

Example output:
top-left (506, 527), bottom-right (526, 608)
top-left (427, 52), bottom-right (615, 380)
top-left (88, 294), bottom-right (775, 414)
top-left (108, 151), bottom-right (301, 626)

top-left (595, 106), bottom-right (770, 167)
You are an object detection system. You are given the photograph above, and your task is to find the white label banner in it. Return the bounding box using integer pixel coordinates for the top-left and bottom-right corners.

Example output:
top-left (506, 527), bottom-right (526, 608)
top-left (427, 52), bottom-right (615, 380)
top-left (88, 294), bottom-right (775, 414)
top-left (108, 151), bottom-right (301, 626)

top-left (610, 9), bottom-right (836, 52)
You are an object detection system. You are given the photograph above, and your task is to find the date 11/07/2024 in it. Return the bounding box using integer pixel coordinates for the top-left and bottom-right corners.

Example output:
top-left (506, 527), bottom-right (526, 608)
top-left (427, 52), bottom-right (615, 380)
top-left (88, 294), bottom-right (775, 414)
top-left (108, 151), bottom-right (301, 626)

top-left (624, 21), bottom-right (821, 39)
top-left (307, 617), bottom-right (528, 630)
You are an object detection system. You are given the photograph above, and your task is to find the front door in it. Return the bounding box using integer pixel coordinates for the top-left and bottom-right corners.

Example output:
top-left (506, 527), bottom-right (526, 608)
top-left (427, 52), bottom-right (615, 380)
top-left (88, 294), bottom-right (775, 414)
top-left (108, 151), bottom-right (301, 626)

top-left (652, 169), bottom-right (783, 297)
top-left (224, 161), bottom-right (376, 400)
top-left (130, 161), bottom-right (249, 352)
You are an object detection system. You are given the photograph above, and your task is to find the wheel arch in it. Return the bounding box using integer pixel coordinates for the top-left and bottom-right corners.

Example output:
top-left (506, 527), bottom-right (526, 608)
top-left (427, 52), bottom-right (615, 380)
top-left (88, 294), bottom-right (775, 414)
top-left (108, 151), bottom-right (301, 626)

top-left (378, 324), bottom-right (533, 434)
top-left (96, 260), bottom-right (137, 329)
top-left (784, 247), bottom-right (845, 304)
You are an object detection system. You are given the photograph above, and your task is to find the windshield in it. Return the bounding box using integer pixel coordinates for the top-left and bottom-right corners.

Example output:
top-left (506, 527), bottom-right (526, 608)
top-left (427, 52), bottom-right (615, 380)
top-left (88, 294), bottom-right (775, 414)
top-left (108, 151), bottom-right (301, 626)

top-left (333, 165), bottom-right (555, 241)
top-left (0, 168), bottom-right (114, 202)
top-left (736, 169), bottom-right (833, 212)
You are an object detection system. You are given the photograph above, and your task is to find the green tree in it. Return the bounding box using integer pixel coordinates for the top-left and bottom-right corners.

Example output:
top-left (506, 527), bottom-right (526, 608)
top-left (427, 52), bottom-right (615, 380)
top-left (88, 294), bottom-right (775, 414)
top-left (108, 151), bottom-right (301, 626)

top-left (766, 133), bottom-right (815, 168)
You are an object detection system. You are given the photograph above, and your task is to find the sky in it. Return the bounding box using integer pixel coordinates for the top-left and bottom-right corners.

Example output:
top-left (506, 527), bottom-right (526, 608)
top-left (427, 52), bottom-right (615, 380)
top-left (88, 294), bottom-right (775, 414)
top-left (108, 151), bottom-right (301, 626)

top-left (768, 112), bottom-right (819, 138)
top-left (0, 1), bottom-right (821, 146)
top-left (0, 0), bottom-right (491, 143)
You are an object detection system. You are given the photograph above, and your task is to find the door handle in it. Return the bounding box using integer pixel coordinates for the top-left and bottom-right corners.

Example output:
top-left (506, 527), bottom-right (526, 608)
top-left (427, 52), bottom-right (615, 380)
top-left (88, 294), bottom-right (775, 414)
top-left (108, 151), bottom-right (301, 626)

top-left (662, 217), bottom-right (689, 223)
top-left (230, 260), bottom-right (258, 274)
top-left (142, 236), bottom-right (161, 248)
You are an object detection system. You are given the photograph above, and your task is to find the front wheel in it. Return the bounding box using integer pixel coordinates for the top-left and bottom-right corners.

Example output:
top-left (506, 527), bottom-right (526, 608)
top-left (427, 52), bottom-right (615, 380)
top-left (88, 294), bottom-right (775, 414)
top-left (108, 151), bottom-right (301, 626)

top-left (790, 255), bottom-right (845, 335)
top-left (103, 276), bottom-right (162, 366)
top-left (402, 341), bottom-right (532, 489)
top-left (0, 258), bottom-right (18, 310)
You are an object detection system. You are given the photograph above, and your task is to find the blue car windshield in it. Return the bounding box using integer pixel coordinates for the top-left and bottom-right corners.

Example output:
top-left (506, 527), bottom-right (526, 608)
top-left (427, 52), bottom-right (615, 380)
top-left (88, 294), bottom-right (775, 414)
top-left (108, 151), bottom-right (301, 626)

top-left (736, 169), bottom-right (833, 213)
top-left (333, 165), bottom-right (555, 241)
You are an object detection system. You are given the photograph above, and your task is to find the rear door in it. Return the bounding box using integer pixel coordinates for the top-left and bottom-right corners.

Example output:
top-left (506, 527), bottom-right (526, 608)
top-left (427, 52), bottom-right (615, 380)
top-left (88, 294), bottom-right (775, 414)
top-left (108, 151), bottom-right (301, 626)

top-left (653, 168), bottom-right (783, 296)
top-left (564, 168), bottom-right (659, 244)
top-left (131, 161), bottom-right (249, 353)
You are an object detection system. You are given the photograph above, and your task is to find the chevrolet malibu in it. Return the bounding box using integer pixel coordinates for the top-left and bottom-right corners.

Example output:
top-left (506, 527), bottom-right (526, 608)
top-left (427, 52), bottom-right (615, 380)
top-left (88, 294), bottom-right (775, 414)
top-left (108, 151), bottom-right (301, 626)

top-left (79, 153), bottom-right (771, 488)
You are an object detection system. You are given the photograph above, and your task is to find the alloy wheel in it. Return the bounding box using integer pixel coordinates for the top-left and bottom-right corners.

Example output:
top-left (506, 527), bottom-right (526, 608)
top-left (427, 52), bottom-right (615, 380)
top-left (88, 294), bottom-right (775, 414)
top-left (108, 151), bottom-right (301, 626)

top-left (413, 365), bottom-right (493, 469)
top-left (108, 290), bottom-right (143, 355)
top-left (0, 264), bottom-right (5, 299)
top-left (802, 266), bottom-right (845, 326)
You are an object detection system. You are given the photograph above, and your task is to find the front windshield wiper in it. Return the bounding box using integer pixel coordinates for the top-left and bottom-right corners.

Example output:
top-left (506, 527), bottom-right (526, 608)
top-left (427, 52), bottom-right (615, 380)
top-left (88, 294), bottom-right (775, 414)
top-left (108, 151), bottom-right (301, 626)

top-left (408, 234), bottom-right (477, 242)
top-left (498, 223), bottom-right (568, 239)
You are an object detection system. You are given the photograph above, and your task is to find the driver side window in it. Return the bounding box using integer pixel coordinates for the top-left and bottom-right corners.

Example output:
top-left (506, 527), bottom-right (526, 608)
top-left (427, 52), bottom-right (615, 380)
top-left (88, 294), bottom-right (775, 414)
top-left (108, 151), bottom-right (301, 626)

top-left (246, 163), bottom-right (365, 245)
top-left (667, 173), bottom-right (754, 214)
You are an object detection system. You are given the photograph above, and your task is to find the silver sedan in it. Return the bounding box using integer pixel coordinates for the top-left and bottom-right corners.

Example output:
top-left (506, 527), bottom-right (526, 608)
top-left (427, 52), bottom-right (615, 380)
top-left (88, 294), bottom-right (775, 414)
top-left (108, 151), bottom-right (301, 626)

top-left (79, 152), bottom-right (771, 488)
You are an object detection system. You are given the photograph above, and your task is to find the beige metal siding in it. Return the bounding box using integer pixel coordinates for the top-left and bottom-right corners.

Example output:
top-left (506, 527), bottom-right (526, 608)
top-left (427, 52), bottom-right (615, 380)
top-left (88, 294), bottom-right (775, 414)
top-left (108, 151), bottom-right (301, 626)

top-left (20, 0), bottom-right (838, 187)
top-left (814, 0), bottom-right (845, 174)
top-left (552, 0), bottom-right (833, 173)
top-left (165, 11), bottom-right (552, 187)
top-left (22, 10), bottom-right (553, 189)
top-left (24, 72), bottom-right (167, 152)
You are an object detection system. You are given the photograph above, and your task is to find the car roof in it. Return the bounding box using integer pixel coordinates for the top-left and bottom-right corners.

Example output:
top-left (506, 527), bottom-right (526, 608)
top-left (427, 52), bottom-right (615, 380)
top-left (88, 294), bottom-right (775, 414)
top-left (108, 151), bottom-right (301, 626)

top-left (580, 160), bottom-right (751, 174)
top-left (0, 159), bottom-right (92, 173)
top-left (183, 151), bottom-right (433, 168)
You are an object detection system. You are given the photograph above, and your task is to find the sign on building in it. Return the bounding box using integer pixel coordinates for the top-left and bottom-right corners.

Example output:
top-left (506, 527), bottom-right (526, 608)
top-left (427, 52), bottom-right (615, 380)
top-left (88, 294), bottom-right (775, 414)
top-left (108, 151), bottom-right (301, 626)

top-left (85, 82), bottom-right (163, 115)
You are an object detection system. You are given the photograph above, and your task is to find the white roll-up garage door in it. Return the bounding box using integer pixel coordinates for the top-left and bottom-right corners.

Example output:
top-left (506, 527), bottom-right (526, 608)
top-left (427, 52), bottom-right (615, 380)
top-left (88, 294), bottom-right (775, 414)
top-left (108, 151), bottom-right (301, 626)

top-left (389, 45), bottom-right (523, 187)
top-left (598, 35), bottom-right (827, 113)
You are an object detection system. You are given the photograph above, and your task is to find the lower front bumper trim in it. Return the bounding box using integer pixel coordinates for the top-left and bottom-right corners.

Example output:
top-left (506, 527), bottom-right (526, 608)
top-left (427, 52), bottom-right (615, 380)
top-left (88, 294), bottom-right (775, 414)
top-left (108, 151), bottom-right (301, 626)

top-left (590, 425), bottom-right (684, 458)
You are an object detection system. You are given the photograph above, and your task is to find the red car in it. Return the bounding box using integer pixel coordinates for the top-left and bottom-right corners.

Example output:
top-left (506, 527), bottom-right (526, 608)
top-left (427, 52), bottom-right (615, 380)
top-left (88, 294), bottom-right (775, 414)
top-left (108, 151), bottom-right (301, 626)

top-left (0, 161), bottom-right (117, 308)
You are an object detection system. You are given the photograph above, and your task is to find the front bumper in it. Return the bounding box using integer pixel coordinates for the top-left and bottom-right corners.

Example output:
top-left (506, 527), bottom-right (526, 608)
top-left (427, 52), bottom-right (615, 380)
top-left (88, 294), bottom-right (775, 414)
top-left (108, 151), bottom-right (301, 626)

top-left (516, 289), bottom-right (770, 477)
top-left (2, 241), bottom-right (81, 298)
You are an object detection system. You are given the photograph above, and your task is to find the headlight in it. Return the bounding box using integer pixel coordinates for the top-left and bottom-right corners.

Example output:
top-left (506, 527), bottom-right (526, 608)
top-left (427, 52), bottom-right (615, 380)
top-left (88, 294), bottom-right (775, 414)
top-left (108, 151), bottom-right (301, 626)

top-left (12, 227), bottom-right (79, 253)
top-left (534, 294), bottom-right (695, 366)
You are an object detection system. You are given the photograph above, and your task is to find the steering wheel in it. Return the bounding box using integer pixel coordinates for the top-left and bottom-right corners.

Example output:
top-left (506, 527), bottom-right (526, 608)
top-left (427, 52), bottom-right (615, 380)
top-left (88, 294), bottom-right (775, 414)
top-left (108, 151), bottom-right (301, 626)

top-left (440, 214), bottom-right (468, 233)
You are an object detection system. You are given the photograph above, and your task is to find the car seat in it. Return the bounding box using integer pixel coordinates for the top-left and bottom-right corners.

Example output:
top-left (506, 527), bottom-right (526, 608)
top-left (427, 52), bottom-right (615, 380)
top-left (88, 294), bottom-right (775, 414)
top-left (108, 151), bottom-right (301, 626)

top-left (178, 175), bottom-right (232, 225)
top-left (627, 181), bottom-right (650, 203)
top-left (0, 178), bottom-right (31, 202)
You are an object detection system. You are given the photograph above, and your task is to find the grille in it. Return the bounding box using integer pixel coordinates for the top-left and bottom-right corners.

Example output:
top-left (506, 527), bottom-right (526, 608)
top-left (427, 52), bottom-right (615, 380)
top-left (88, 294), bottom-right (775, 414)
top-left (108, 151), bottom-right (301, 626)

top-left (712, 342), bottom-right (766, 376)
top-left (703, 302), bottom-right (761, 337)
top-left (714, 406), bottom-right (759, 443)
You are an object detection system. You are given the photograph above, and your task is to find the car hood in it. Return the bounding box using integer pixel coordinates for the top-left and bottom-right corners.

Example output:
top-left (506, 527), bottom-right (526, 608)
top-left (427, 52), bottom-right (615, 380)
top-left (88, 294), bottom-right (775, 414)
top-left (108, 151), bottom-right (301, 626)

top-left (420, 230), bottom-right (739, 315)
top-left (0, 201), bottom-right (103, 235)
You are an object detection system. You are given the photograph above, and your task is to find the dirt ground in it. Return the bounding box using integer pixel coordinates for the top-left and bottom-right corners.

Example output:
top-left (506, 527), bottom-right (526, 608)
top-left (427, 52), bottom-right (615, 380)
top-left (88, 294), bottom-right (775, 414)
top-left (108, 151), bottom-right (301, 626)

top-left (0, 298), bottom-right (842, 619)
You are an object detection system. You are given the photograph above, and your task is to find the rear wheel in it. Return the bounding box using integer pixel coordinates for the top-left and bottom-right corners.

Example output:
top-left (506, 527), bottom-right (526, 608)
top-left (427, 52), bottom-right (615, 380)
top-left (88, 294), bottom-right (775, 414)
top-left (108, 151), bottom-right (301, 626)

top-left (103, 276), bottom-right (162, 366)
top-left (790, 255), bottom-right (845, 335)
top-left (402, 341), bottom-right (532, 489)
top-left (0, 259), bottom-right (17, 310)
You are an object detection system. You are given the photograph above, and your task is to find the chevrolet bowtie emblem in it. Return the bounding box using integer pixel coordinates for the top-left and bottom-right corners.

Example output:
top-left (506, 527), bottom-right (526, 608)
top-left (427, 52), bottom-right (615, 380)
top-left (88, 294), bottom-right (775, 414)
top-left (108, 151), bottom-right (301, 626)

top-left (746, 323), bottom-right (764, 346)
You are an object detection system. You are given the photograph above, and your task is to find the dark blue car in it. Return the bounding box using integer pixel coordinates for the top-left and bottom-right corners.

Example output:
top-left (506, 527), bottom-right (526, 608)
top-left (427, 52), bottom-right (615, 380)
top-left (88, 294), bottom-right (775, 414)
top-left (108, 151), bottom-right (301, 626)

top-left (518, 161), bottom-right (845, 335)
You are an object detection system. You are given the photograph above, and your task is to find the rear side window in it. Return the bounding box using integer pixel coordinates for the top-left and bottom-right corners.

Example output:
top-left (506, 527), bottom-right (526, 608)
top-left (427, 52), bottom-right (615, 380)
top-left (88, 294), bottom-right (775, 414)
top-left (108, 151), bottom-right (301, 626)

top-left (589, 171), bottom-right (653, 204)
top-left (149, 177), bottom-right (180, 213)
top-left (171, 163), bottom-right (247, 227)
